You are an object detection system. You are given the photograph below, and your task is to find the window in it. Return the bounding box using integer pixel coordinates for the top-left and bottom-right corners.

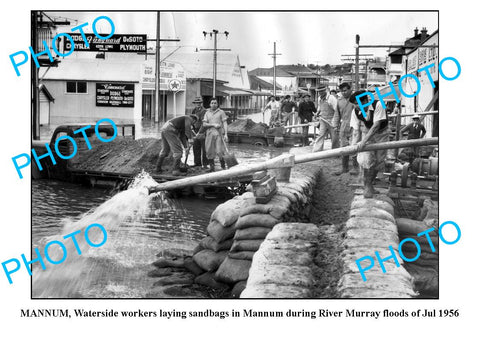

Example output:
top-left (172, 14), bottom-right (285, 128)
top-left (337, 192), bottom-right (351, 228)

top-left (66, 81), bottom-right (87, 94)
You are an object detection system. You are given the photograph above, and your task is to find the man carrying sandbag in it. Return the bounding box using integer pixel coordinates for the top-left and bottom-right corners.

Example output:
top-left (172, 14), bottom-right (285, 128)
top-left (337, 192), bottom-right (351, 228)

top-left (350, 90), bottom-right (389, 198)
top-left (155, 115), bottom-right (198, 176)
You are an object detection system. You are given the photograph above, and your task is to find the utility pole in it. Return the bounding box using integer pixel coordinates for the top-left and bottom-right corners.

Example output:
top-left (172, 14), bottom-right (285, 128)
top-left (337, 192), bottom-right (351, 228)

top-left (154, 11), bottom-right (160, 123)
top-left (355, 34), bottom-right (360, 90)
top-left (32, 11), bottom-right (39, 140)
top-left (201, 30), bottom-right (230, 98)
top-left (268, 42), bottom-right (282, 97)
top-left (152, 12), bottom-right (180, 123)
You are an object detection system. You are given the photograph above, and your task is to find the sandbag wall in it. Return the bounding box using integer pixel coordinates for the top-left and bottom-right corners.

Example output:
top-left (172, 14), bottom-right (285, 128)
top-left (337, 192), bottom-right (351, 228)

top-left (241, 223), bottom-right (320, 298)
top-left (191, 173), bottom-right (319, 297)
top-left (338, 194), bottom-right (418, 298)
top-left (396, 199), bottom-right (439, 297)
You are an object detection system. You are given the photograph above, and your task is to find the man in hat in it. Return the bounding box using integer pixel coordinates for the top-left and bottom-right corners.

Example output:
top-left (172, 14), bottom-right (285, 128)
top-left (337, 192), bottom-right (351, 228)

top-left (400, 114), bottom-right (426, 160)
top-left (191, 97), bottom-right (208, 168)
top-left (349, 90), bottom-right (389, 198)
top-left (312, 88), bottom-right (339, 152)
top-left (332, 82), bottom-right (359, 175)
top-left (298, 93), bottom-right (316, 144)
top-left (155, 114), bottom-right (198, 176)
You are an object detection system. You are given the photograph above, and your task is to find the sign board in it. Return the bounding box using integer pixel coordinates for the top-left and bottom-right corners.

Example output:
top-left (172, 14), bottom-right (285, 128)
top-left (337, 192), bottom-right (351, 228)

top-left (168, 79), bottom-right (182, 92)
top-left (96, 83), bottom-right (135, 107)
top-left (141, 61), bottom-right (186, 91)
top-left (65, 34), bottom-right (147, 53)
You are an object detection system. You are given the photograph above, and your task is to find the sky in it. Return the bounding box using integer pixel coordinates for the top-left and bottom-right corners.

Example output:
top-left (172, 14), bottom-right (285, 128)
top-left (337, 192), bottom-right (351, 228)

top-left (47, 11), bottom-right (438, 71)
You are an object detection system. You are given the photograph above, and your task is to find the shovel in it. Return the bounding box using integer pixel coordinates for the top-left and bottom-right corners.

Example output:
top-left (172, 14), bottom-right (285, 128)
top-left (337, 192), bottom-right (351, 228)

top-left (221, 136), bottom-right (239, 168)
top-left (179, 144), bottom-right (192, 173)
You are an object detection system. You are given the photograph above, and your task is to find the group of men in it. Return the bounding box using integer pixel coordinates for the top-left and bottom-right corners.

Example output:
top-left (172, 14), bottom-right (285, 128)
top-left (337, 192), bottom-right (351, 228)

top-left (155, 86), bottom-right (426, 199)
top-left (155, 97), bottom-right (228, 175)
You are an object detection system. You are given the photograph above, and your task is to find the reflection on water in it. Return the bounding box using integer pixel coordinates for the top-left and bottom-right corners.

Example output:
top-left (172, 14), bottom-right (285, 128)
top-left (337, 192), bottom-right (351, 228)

top-left (35, 119), bottom-right (290, 298)
top-left (32, 172), bottom-right (223, 298)
top-left (32, 135), bottom-right (287, 298)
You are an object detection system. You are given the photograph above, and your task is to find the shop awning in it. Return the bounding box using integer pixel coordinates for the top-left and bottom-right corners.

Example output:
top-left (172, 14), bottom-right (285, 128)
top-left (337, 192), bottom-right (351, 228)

top-left (200, 82), bottom-right (229, 97)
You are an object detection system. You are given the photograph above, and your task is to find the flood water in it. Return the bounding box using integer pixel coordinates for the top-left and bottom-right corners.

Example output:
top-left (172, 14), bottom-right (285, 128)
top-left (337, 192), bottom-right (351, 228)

top-left (33, 124), bottom-right (287, 298)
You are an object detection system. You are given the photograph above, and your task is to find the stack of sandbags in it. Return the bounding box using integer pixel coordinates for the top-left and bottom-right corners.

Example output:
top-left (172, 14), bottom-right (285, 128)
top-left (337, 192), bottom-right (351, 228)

top-left (189, 170), bottom-right (319, 296)
top-left (397, 198), bottom-right (439, 296)
top-left (214, 207), bottom-right (281, 292)
top-left (338, 194), bottom-right (417, 298)
top-left (190, 192), bottom-right (253, 290)
top-left (241, 223), bottom-right (320, 298)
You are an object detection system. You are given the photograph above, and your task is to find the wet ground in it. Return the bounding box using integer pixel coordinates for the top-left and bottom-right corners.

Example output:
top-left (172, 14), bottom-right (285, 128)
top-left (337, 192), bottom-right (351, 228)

top-left (307, 157), bottom-right (357, 298)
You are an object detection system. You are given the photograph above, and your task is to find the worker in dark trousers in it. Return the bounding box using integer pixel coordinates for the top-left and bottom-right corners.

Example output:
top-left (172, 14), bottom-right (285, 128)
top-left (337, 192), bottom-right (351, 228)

top-left (298, 93), bottom-right (316, 145)
top-left (400, 114), bottom-right (427, 161)
top-left (191, 97), bottom-right (208, 169)
top-left (155, 115), bottom-right (198, 176)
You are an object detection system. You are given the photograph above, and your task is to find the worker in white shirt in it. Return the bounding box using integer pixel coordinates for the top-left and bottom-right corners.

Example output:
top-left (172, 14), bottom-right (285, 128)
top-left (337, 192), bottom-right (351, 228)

top-left (349, 90), bottom-right (390, 198)
top-left (312, 88), bottom-right (339, 152)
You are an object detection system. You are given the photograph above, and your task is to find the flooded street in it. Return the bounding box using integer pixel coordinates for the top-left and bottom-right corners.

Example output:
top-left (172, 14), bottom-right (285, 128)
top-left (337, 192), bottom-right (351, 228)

top-left (33, 122), bottom-right (287, 298)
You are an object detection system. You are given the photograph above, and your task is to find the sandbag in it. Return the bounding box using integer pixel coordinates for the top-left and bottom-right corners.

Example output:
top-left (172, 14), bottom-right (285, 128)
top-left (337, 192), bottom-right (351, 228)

top-left (215, 257), bottom-right (252, 284)
top-left (234, 227), bottom-right (272, 240)
top-left (400, 232), bottom-right (439, 247)
top-left (240, 284), bottom-right (311, 298)
top-left (194, 272), bottom-right (230, 290)
top-left (268, 195), bottom-right (291, 219)
top-left (340, 287), bottom-right (415, 298)
top-left (207, 220), bottom-right (236, 243)
top-left (267, 223), bottom-right (319, 242)
top-left (345, 228), bottom-right (399, 244)
top-left (422, 199), bottom-right (439, 221)
top-left (276, 187), bottom-right (299, 204)
top-left (200, 236), bottom-right (234, 252)
top-left (350, 207), bottom-right (395, 223)
top-left (342, 238), bottom-right (399, 251)
top-left (239, 205), bottom-right (272, 217)
top-left (228, 251), bottom-right (255, 261)
top-left (235, 214), bottom-right (279, 230)
top-left (247, 264), bottom-right (313, 287)
top-left (253, 248), bottom-right (313, 267)
top-left (183, 257), bottom-right (205, 276)
top-left (231, 239), bottom-right (264, 252)
top-left (192, 250), bottom-right (228, 272)
top-left (351, 197), bottom-right (395, 216)
top-left (192, 244), bottom-right (204, 255)
top-left (231, 280), bottom-right (247, 298)
top-left (373, 194), bottom-right (395, 207)
top-left (396, 218), bottom-right (432, 235)
top-left (284, 182), bottom-right (306, 196)
top-left (345, 217), bottom-right (398, 233)
top-left (400, 241), bottom-right (437, 255)
top-left (338, 273), bottom-right (416, 297)
top-left (210, 198), bottom-right (247, 227)
top-left (404, 263), bottom-right (438, 293)
top-left (260, 238), bottom-right (317, 253)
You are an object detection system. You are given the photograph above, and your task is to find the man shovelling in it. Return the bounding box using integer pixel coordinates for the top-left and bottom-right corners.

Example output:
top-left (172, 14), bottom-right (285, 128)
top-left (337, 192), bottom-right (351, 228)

top-left (155, 114), bottom-right (198, 176)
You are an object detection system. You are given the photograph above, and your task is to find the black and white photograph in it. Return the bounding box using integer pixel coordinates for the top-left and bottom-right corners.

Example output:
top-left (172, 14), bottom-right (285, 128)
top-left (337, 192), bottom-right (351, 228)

top-left (0, 1), bottom-right (476, 338)
top-left (28, 11), bottom-right (441, 298)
